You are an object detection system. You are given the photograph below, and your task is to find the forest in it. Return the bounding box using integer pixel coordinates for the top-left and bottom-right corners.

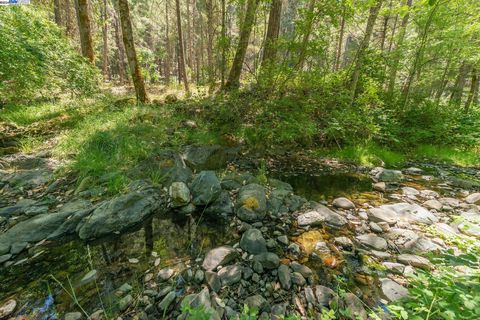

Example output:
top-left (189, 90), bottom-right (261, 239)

top-left (0, 0), bottom-right (480, 319)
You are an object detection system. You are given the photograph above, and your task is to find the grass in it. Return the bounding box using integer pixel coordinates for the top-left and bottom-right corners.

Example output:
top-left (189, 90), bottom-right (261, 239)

top-left (413, 145), bottom-right (480, 167)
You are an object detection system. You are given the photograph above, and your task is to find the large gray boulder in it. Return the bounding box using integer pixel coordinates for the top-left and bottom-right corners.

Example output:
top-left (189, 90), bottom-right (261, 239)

top-left (373, 168), bottom-right (404, 182)
top-left (381, 203), bottom-right (438, 225)
top-left (77, 188), bottom-right (164, 240)
top-left (315, 204), bottom-right (347, 228)
top-left (367, 207), bottom-right (398, 225)
top-left (204, 190), bottom-right (233, 218)
top-left (380, 278), bottom-right (409, 302)
top-left (190, 171), bottom-right (222, 206)
top-left (356, 233), bottom-right (388, 251)
top-left (240, 228), bottom-right (267, 254)
top-left (235, 184), bottom-right (267, 222)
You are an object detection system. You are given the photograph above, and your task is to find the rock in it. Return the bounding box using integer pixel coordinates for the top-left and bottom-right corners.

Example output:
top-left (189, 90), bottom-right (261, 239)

top-left (381, 203), bottom-right (438, 225)
top-left (118, 294), bottom-right (133, 311)
top-left (332, 197), bottom-right (355, 209)
top-left (116, 283), bottom-right (133, 296)
top-left (158, 291), bottom-right (176, 311)
top-left (253, 252), bottom-right (280, 269)
top-left (218, 264), bottom-right (242, 286)
top-left (439, 197), bottom-right (461, 208)
top-left (290, 262), bottom-right (313, 278)
top-left (277, 235), bottom-right (289, 245)
top-left (434, 223), bottom-right (458, 237)
top-left (292, 272), bottom-right (306, 286)
top-left (380, 278), bottom-right (409, 302)
top-left (404, 236), bottom-right (443, 253)
top-left (404, 167), bottom-right (423, 175)
top-left (205, 271), bottom-right (221, 292)
top-left (205, 190), bottom-right (233, 218)
top-left (202, 246), bottom-right (238, 271)
top-left (402, 187), bottom-right (419, 196)
top-left (466, 193), bottom-right (480, 204)
top-left (314, 285), bottom-right (336, 307)
top-left (370, 250), bottom-right (392, 260)
top-left (334, 236), bottom-right (353, 248)
top-left (297, 210), bottom-right (325, 227)
top-left (183, 145), bottom-right (237, 170)
top-left (5, 168), bottom-right (53, 189)
top-left (373, 182), bottom-right (387, 192)
top-left (0, 299), bottom-right (16, 318)
top-left (342, 293), bottom-right (367, 320)
top-left (236, 184), bottom-right (267, 222)
top-left (458, 221), bottom-right (480, 238)
top-left (0, 254), bottom-right (12, 263)
top-left (240, 228), bottom-right (267, 254)
top-left (397, 254), bottom-right (431, 270)
top-left (315, 204), bottom-right (347, 228)
top-left (244, 295), bottom-right (267, 312)
top-left (158, 268), bottom-right (174, 281)
top-left (194, 269), bottom-right (204, 283)
top-left (369, 222), bottom-right (383, 233)
top-left (190, 171), bottom-right (222, 206)
top-left (79, 269), bottom-right (98, 286)
top-left (278, 265), bottom-right (292, 290)
top-left (169, 182), bottom-right (190, 207)
top-left (382, 262), bottom-right (405, 274)
top-left (374, 168), bottom-right (404, 182)
top-left (367, 208), bottom-right (398, 225)
top-left (77, 187), bottom-right (163, 240)
top-left (356, 234), bottom-right (387, 251)
top-left (423, 200), bottom-right (443, 211)
top-left (268, 178), bottom-right (293, 191)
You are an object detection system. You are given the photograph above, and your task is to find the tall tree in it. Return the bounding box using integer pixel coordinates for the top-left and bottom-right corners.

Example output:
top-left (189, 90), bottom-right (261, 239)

top-left (334, 0), bottom-right (346, 71)
top-left (224, 0), bottom-right (260, 90)
top-left (113, 10), bottom-right (127, 84)
top-left (117, 0), bottom-right (148, 103)
top-left (465, 67), bottom-right (478, 111)
top-left (175, 0), bottom-right (190, 94)
top-left (450, 61), bottom-right (471, 104)
top-left (296, 0), bottom-right (316, 70)
top-left (206, 0), bottom-right (215, 88)
top-left (262, 0), bottom-right (282, 66)
top-left (74, 0), bottom-right (95, 63)
top-left (101, 0), bottom-right (109, 80)
top-left (53, 0), bottom-right (62, 26)
top-left (349, 0), bottom-right (383, 100)
top-left (165, 0), bottom-right (172, 83)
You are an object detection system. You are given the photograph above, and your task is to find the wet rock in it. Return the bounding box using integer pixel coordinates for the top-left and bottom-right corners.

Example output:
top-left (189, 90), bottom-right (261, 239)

top-left (341, 293), bottom-right (367, 320)
top-left (244, 295), bottom-right (267, 312)
top-left (380, 278), bottom-right (409, 302)
top-left (356, 233), bottom-right (388, 251)
top-left (205, 190), bottom-right (233, 218)
top-left (190, 171), bottom-right (222, 206)
top-left (466, 193), bottom-right (480, 204)
top-left (278, 265), bottom-right (291, 290)
top-left (315, 285), bottom-right (336, 307)
top-left (77, 187), bottom-right (163, 240)
top-left (332, 197), bottom-right (355, 209)
top-left (0, 299), bottom-right (16, 318)
top-left (292, 272), bottom-right (306, 286)
top-left (157, 291), bottom-right (176, 311)
top-left (290, 262), bottom-right (313, 278)
top-left (374, 168), bottom-right (404, 182)
top-left (169, 182), bottom-right (190, 207)
top-left (397, 254), bottom-right (431, 270)
top-left (202, 246), bottom-right (238, 271)
top-left (218, 264), bottom-right (242, 286)
top-left (240, 228), bottom-right (267, 254)
top-left (381, 203), bottom-right (438, 225)
top-left (253, 252), bottom-right (280, 269)
top-left (423, 199), bottom-right (443, 211)
top-left (158, 267), bottom-right (174, 281)
top-left (315, 204), bottom-right (347, 228)
top-left (297, 210), bottom-right (325, 227)
top-left (367, 207), bottom-right (398, 225)
top-left (236, 184), bottom-right (267, 222)
top-left (118, 294), bottom-right (133, 311)
top-left (205, 271), bottom-right (221, 292)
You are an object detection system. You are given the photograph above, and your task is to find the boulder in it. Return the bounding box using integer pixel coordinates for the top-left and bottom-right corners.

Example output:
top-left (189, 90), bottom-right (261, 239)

top-left (183, 145), bottom-right (238, 170)
top-left (341, 293), bottom-right (367, 320)
top-left (397, 254), bottom-right (431, 270)
top-left (423, 200), bottom-right (443, 211)
top-left (466, 193), bottom-right (480, 204)
top-left (367, 208), bottom-right (398, 225)
top-left (240, 228), bottom-right (267, 254)
top-left (315, 204), bottom-right (347, 228)
top-left (374, 168), bottom-right (404, 182)
top-left (332, 197), bottom-right (355, 209)
top-left (297, 210), bottom-right (325, 227)
top-left (253, 252), bottom-right (280, 269)
top-left (218, 264), bottom-right (243, 286)
top-left (204, 190), bottom-right (233, 218)
top-left (202, 246), bottom-right (238, 271)
top-left (381, 203), bottom-right (438, 225)
top-left (278, 265), bottom-right (292, 290)
top-left (244, 295), bottom-right (267, 312)
top-left (169, 182), bottom-right (190, 207)
top-left (190, 171), bottom-right (222, 206)
top-left (380, 278), bottom-right (409, 302)
top-left (356, 234), bottom-right (388, 251)
top-left (236, 184), bottom-right (267, 222)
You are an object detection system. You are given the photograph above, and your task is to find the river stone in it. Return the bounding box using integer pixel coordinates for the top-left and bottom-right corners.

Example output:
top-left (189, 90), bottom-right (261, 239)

top-left (423, 199), bottom-right (443, 211)
top-left (397, 254), bottom-right (431, 270)
top-left (332, 197), bottom-right (355, 209)
top-left (315, 204), bottom-right (347, 228)
top-left (0, 254), bottom-right (12, 263)
top-left (158, 267), bottom-right (174, 281)
top-left (5, 168), bottom-right (53, 189)
top-left (290, 261), bottom-right (313, 278)
top-left (64, 312), bottom-right (82, 320)
top-left (236, 184), bottom-right (267, 222)
top-left (458, 221), bottom-right (480, 238)
top-left (404, 236), bottom-right (443, 253)
top-left (79, 269), bottom-right (98, 286)
top-left (278, 265), bottom-right (292, 290)
top-left (253, 252), bottom-right (280, 269)
top-left (190, 171), bottom-right (222, 206)
top-left (183, 145), bottom-right (237, 170)
top-left (77, 187), bottom-right (163, 240)
top-left (356, 233), bottom-right (387, 251)
top-left (297, 210), bottom-right (325, 227)
top-left (268, 178), bottom-right (293, 191)
top-left (404, 167), bottom-right (423, 175)
top-left (380, 278), bottom-right (409, 302)
top-left (374, 168), bottom-right (404, 182)
top-left (202, 246), bottom-right (238, 271)
top-left (240, 228), bottom-right (267, 254)
top-left (205, 271), bottom-right (221, 292)
top-left (158, 291), bottom-right (176, 311)
top-left (0, 299), bottom-right (16, 319)
top-left (383, 262), bottom-right (405, 274)
top-left (218, 264), bottom-right (243, 286)
top-left (381, 203), bottom-right (438, 225)
top-left (402, 187), bottom-right (420, 197)
top-left (244, 295), bottom-right (267, 312)
top-left (434, 223), bottom-right (458, 237)
top-left (205, 190), bottom-right (233, 218)
top-left (373, 182), bottom-right (387, 192)
top-left (169, 182), bottom-right (190, 207)
top-left (466, 193), bottom-right (480, 204)
top-left (118, 294), bottom-right (133, 311)
top-left (342, 293), bottom-right (367, 320)
top-left (367, 207), bottom-right (398, 225)
top-left (315, 285), bottom-right (336, 307)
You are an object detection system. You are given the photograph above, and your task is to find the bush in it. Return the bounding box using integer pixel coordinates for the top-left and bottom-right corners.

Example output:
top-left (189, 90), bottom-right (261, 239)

top-left (0, 6), bottom-right (99, 103)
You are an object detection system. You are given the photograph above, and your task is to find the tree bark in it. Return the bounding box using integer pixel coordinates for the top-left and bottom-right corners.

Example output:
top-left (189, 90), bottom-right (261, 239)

top-left (117, 0), bottom-right (148, 103)
top-left (165, 0), bottom-right (172, 84)
top-left (65, 0), bottom-right (74, 37)
top-left (261, 0), bottom-right (282, 66)
top-left (102, 0), bottom-right (109, 80)
top-left (54, 0), bottom-right (62, 26)
top-left (434, 55), bottom-right (452, 103)
top-left (349, 0), bottom-right (383, 100)
top-left (206, 0), bottom-right (215, 88)
top-left (113, 11), bottom-right (127, 84)
top-left (74, 0), bottom-right (95, 64)
top-left (296, 0), bottom-right (316, 71)
top-left (334, 1), bottom-right (346, 71)
top-left (224, 0), bottom-right (259, 90)
top-left (450, 61), bottom-right (470, 104)
top-left (220, 0), bottom-right (226, 86)
top-left (465, 67), bottom-right (478, 112)
top-left (176, 0), bottom-right (190, 94)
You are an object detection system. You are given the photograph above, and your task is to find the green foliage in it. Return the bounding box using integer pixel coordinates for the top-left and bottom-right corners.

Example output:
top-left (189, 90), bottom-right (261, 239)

top-left (0, 6), bottom-right (98, 103)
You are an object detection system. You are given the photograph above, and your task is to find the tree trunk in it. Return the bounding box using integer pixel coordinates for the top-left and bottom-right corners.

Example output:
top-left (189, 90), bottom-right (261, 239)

top-left (65, 0), bottom-right (74, 37)
top-left (113, 11), bottom-right (127, 84)
top-left (261, 0), bottom-right (282, 66)
top-left (165, 0), bottom-right (171, 84)
top-left (117, 0), bottom-right (148, 103)
top-left (176, 0), bottom-right (190, 94)
top-left (220, 0), bottom-right (226, 86)
top-left (465, 67), bottom-right (478, 112)
top-left (296, 0), bottom-right (316, 71)
top-left (450, 61), bottom-right (470, 104)
top-left (224, 0), bottom-right (259, 90)
top-left (206, 0), bottom-right (215, 88)
top-left (349, 0), bottom-right (383, 100)
top-left (380, 14), bottom-right (389, 51)
top-left (75, 0), bottom-right (95, 64)
top-left (102, 0), bottom-right (109, 80)
top-left (334, 2), bottom-right (346, 71)
top-left (434, 55), bottom-right (452, 103)
top-left (54, 0), bottom-right (62, 26)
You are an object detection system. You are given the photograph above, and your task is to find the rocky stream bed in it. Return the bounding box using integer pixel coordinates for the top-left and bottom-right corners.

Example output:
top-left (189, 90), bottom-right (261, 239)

top-left (1, 145), bottom-right (480, 319)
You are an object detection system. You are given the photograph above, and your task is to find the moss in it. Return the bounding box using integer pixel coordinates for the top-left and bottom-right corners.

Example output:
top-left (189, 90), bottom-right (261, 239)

top-left (242, 197), bottom-right (260, 210)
